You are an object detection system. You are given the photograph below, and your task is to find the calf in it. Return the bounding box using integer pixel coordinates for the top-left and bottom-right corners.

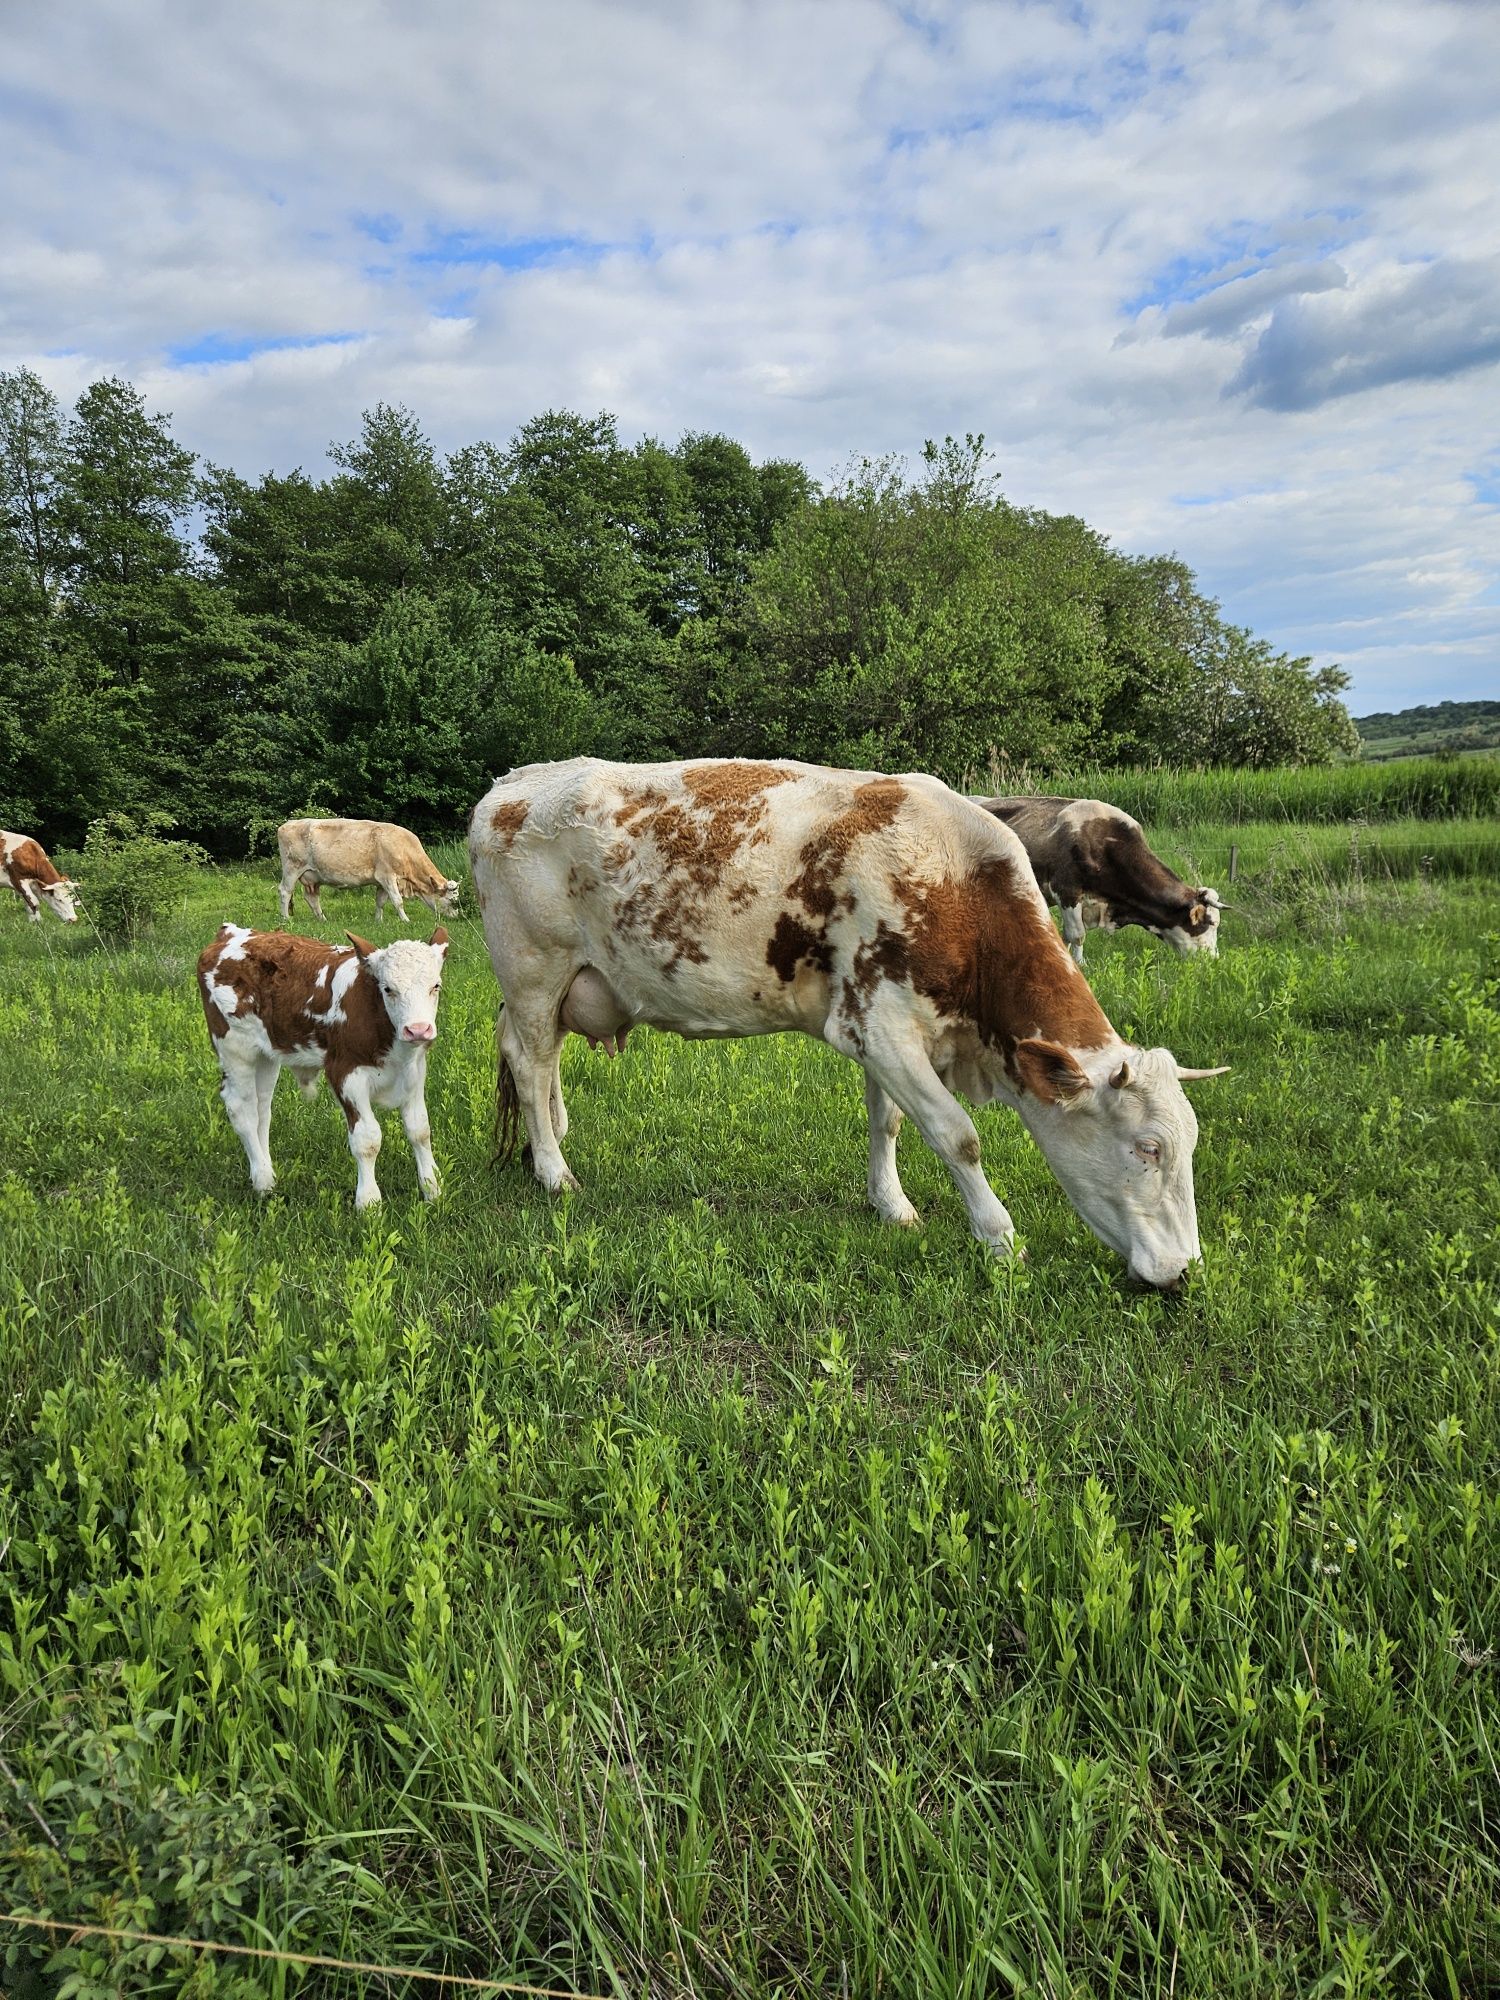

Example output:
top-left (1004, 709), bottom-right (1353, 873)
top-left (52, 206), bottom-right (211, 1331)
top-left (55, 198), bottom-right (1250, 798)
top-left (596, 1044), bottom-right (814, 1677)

top-left (976, 796), bottom-right (1223, 963)
top-left (2, 831), bottom-right (78, 923)
top-left (277, 817), bottom-right (460, 924)
top-left (198, 924), bottom-right (449, 1207)
top-left (470, 758), bottom-right (1228, 1289)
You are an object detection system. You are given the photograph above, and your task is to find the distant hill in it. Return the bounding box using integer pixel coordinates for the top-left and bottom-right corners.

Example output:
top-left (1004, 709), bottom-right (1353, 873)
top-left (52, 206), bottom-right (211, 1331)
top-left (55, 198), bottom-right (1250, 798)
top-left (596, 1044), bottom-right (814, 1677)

top-left (1354, 699), bottom-right (1500, 760)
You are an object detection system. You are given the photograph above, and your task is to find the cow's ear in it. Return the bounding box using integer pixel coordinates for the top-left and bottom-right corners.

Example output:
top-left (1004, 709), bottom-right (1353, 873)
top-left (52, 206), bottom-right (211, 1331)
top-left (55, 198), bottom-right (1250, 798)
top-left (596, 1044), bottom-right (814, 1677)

top-left (345, 931), bottom-right (377, 960)
top-left (1014, 1037), bottom-right (1092, 1105)
top-left (430, 926), bottom-right (449, 950)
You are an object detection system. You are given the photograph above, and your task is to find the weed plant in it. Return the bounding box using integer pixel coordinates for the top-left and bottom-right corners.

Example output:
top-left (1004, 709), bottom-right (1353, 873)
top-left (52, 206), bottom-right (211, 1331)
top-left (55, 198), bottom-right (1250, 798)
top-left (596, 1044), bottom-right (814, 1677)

top-left (1, 836), bottom-right (1497, 1997)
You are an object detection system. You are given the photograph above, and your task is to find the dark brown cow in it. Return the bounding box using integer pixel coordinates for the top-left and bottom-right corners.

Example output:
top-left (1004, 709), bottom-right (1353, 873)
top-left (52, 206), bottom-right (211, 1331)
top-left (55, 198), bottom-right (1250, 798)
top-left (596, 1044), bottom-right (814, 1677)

top-left (2, 831), bottom-right (77, 923)
top-left (976, 797), bottom-right (1222, 963)
top-left (469, 757), bottom-right (1229, 1288)
top-left (198, 924), bottom-right (449, 1206)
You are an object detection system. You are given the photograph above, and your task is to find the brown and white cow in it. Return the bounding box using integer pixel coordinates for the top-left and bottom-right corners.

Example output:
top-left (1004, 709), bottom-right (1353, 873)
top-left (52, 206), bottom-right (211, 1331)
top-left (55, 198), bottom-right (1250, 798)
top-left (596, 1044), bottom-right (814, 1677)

top-left (198, 924), bottom-right (449, 1207)
top-left (976, 796), bottom-right (1223, 964)
top-left (2, 831), bottom-right (78, 923)
top-left (469, 758), bottom-right (1228, 1289)
top-left (277, 818), bottom-right (460, 925)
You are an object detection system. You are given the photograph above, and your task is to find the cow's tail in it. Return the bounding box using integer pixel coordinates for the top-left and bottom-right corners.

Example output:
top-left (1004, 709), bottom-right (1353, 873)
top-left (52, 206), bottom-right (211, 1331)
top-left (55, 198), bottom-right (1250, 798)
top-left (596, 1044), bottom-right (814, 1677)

top-left (492, 1007), bottom-right (523, 1166)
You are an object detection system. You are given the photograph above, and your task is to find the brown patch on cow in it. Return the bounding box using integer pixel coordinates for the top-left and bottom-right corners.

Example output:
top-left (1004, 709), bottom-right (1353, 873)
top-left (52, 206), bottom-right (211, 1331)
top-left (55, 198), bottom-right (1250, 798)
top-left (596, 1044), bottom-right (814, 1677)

top-left (491, 800), bottom-right (529, 844)
top-left (766, 912), bottom-right (833, 984)
top-left (787, 778), bottom-right (906, 918)
top-left (955, 1131), bottom-right (982, 1166)
top-left (608, 766), bottom-right (798, 972)
top-left (894, 857), bottom-right (1112, 1079)
top-left (197, 928), bottom-right (395, 1118)
top-left (3, 836), bottom-right (63, 893)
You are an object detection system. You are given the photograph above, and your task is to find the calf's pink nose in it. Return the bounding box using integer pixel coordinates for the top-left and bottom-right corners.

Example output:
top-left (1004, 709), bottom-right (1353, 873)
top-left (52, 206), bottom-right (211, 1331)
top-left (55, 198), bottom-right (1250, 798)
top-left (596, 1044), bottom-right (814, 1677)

top-left (402, 1021), bottom-right (437, 1043)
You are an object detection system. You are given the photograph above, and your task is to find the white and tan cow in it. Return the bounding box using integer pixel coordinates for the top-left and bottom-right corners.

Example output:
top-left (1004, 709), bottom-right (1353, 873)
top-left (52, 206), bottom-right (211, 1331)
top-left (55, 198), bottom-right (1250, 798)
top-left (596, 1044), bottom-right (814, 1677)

top-left (277, 818), bottom-right (460, 925)
top-left (977, 796), bottom-right (1223, 964)
top-left (2, 831), bottom-right (78, 923)
top-left (198, 924), bottom-right (449, 1207)
top-left (469, 758), bottom-right (1228, 1289)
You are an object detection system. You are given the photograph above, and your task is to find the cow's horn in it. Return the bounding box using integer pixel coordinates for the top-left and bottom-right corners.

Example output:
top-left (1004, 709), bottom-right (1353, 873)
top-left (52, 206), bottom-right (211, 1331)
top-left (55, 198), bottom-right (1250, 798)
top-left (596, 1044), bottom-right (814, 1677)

top-left (1176, 1064), bottom-right (1231, 1080)
top-left (1109, 1060), bottom-right (1133, 1090)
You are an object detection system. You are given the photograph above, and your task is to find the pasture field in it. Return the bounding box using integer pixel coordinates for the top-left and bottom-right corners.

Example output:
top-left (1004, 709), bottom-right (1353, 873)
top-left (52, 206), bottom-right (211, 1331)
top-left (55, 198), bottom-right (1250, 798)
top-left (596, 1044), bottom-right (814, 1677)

top-left (2, 828), bottom-right (1499, 1997)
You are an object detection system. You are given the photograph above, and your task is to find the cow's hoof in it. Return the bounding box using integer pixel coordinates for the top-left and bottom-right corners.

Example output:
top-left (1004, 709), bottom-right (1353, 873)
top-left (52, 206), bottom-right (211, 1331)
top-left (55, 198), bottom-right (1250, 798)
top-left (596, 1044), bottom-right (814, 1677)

top-left (877, 1199), bottom-right (921, 1229)
top-left (546, 1168), bottom-right (582, 1195)
top-left (355, 1192), bottom-right (383, 1211)
top-left (420, 1180), bottom-right (441, 1203)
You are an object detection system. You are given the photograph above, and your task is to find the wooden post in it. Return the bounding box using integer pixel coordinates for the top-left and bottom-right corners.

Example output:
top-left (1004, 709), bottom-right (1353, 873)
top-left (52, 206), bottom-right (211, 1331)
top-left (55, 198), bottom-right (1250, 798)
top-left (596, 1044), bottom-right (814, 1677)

top-left (1228, 843), bottom-right (1239, 883)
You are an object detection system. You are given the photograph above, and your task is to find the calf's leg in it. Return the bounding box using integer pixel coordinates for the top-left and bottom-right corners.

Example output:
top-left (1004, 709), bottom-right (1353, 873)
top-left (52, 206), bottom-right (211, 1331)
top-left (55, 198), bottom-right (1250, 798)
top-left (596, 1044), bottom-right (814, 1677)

top-left (218, 1050), bottom-right (276, 1193)
top-left (399, 1060), bottom-right (441, 1200)
top-left (335, 1072), bottom-right (384, 1208)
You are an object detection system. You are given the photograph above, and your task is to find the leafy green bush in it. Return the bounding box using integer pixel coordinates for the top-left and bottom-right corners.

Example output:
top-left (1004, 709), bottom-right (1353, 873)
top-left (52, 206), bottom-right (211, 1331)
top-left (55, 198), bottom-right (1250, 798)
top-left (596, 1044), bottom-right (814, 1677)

top-left (79, 814), bottom-right (205, 941)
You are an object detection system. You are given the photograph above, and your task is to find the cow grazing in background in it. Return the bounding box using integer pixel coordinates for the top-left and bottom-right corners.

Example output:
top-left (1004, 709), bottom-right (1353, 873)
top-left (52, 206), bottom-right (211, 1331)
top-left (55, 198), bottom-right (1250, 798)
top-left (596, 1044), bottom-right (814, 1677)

top-left (976, 796), bottom-right (1223, 963)
top-left (198, 924), bottom-right (449, 1207)
top-left (469, 758), bottom-right (1228, 1290)
top-left (277, 818), bottom-right (460, 925)
top-left (2, 831), bottom-right (77, 923)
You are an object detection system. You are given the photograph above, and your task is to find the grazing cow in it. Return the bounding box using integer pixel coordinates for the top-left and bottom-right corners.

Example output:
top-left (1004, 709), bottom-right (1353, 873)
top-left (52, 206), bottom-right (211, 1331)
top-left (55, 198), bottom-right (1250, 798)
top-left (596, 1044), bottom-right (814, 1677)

top-left (976, 796), bottom-right (1223, 963)
top-left (2, 831), bottom-right (78, 923)
top-left (469, 758), bottom-right (1228, 1289)
top-left (277, 818), bottom-right (460, 925)
top-left (197, 924), bottom-right (449, 1207)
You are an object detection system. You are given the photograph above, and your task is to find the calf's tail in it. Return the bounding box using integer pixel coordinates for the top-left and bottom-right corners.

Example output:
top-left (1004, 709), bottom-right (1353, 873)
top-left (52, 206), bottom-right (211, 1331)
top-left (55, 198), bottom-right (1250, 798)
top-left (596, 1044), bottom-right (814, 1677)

top-left (492, 1008), bottom-right (523, 1166)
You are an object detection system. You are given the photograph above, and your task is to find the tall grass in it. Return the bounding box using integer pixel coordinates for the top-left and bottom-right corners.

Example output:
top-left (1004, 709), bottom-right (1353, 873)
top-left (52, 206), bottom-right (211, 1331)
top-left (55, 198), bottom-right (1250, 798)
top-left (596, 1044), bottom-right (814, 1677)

top-left (973, 753), bottom-right (1500, 825)
top-left (2, 856), bottom-right (1498, 1997)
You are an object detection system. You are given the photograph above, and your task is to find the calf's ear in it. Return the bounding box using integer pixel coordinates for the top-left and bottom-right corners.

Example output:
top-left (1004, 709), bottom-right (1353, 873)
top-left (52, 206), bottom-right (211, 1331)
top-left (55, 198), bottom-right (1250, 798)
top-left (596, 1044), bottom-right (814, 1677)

top-left (345, 931), bottom-right (377, 959)
top-left (1014, 1037), bottom-right (1093, 1105)
top-left (430, 925), bottom-right (449, 949)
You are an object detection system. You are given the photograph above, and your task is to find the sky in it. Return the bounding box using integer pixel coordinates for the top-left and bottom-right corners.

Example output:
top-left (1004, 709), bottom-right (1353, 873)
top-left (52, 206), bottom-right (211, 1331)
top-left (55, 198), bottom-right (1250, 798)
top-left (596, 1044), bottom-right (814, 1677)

top-left (4, 0), bottom-right (1499, 713)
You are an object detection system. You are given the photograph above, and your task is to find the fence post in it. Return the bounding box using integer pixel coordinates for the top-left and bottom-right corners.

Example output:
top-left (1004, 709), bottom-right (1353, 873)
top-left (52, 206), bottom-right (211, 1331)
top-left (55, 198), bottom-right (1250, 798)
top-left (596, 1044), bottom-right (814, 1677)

top-left (1228, 843), bottom-right (1239, 883)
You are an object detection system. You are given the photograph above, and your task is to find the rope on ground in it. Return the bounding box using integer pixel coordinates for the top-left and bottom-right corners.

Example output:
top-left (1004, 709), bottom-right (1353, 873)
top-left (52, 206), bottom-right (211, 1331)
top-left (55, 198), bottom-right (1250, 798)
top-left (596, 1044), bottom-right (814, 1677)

top-left (0, 1909), bottom-right (616, 1998)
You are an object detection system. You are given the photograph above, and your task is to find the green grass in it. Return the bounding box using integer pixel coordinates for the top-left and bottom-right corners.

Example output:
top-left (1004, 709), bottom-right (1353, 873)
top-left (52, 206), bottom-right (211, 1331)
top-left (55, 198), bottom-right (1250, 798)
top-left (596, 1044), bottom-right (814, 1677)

top-left (3, 847), bottom-right (1499, 1998)
top-left (996, 755), bottom-right (1500, 826)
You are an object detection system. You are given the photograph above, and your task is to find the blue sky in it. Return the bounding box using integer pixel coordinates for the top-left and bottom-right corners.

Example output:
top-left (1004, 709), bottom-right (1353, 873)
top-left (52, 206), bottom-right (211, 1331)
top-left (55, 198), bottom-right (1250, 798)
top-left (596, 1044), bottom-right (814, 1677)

top-left (4, 0), bottom-right (1499, 710)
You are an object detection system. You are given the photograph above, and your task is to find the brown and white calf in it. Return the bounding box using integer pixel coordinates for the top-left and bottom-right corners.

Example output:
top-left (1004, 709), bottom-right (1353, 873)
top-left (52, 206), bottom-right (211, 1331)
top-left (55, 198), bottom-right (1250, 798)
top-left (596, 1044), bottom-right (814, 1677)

top-left (469, 758), bottom-right (1227, 1289)
top-left (277, 818), bottom-right (460, 925)
top-left (2, 831), bottom-right (78, 923)
top-left (976, 796), bottom-right (1223, 963)
top-left (198, 924), bottom-right (449, 1207)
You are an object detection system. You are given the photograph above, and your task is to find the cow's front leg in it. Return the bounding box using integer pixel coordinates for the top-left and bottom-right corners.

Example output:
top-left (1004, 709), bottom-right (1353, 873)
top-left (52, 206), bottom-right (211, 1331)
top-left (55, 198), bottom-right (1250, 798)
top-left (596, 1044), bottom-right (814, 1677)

top-left (863, 1073), bottom-right (919, 1227)
top-left (399, 1062), bottom-right (441, 1201)
top-left (377, 876), bottom-right (409, 923)
top-left (302, 878), bottom-right (327, 921)
top-left (861, 1038), bottom-right (1016, 1255)
top-left (337, 1074), bottom-right (384, 1208)
top-left (1059, 902), bottom-right (1086, 965)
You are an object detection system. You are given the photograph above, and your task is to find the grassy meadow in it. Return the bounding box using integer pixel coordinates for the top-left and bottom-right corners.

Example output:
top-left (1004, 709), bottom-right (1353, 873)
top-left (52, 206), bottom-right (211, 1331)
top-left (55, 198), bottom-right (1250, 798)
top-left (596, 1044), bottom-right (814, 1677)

top-left (2, 776), bottom-right (1499, 1998)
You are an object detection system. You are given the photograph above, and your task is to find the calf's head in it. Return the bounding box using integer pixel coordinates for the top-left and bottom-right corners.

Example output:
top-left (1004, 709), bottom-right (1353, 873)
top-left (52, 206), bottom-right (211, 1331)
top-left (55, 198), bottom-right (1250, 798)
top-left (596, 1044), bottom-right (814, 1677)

top-left (1011, 1040), bottom-right (1228, 1288)
top-left (348, 928), bottom-right (450, 1043)
top-left (1160, 886), bottom-right (1222, 956)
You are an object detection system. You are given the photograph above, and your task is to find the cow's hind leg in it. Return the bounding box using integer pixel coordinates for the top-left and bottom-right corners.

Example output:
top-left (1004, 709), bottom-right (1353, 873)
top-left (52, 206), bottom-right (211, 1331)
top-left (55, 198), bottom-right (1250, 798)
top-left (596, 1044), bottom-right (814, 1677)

top-left (549, 1049), bottom-right (569, 1143)
top-left (499, 999), bottom-right (575, 1193)
top-left (855, 1023), bottom-right (1016, 1256)
top-left (864, 1074), bottom-right (919, 1227)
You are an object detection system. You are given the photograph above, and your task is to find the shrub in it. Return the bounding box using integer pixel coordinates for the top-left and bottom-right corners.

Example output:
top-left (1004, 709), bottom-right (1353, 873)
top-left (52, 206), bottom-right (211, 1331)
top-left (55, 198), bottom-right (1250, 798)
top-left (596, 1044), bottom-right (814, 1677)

top-left (79, 813), bottom-right (206, 941)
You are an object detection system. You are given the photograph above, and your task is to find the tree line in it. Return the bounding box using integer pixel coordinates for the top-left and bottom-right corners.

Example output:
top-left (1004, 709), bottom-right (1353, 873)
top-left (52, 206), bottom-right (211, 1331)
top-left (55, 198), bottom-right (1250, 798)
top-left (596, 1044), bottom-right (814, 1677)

top-left (1, 370), bottom-right (1359, 855)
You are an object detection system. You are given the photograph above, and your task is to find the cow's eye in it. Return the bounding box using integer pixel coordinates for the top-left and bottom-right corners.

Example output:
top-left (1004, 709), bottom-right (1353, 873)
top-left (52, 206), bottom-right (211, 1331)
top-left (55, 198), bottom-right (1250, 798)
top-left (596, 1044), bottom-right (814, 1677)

top-left (1135, 1139), bottom-right (1162, 1164)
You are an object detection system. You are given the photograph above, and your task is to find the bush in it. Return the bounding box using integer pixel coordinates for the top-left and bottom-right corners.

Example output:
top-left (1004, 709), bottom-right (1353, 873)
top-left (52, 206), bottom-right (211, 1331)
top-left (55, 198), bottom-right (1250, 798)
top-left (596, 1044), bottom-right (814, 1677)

top-left (80, 813), bottom-right (206, 941)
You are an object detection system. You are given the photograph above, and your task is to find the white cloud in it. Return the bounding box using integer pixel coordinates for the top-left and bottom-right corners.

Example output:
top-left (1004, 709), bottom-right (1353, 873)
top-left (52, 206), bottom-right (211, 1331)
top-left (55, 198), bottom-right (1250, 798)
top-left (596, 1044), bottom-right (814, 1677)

top-left (3, 0), bottom-right (1498, 706)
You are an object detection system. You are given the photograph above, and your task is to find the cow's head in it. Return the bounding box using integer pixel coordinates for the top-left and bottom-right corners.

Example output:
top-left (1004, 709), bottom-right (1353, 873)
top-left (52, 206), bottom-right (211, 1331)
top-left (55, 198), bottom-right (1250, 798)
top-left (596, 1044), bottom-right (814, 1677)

top-left (42, 876), bottom-right (79, 923)
top-left (1160, 886), bottom-right (1222, 956)
top-left (348, 928), bottom-right (450, 1044)
top-left (437, 878), bottom-right (462, 916)
top-left (1010, 1041), bottom-right (1229, 1288)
